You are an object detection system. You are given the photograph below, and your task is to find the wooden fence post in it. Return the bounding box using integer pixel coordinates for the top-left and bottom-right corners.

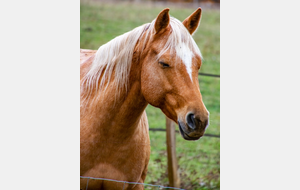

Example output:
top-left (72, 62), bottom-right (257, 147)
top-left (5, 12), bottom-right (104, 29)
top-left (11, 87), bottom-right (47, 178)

top-left (166, 117), bottom-right (180, 188)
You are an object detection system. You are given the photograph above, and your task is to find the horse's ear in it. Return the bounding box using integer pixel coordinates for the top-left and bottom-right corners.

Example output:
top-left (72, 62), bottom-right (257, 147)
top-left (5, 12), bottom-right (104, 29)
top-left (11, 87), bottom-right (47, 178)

top-left (182, 7), bottom-right (202, 35)
top-left (155, 8), bottom-right (170, 34)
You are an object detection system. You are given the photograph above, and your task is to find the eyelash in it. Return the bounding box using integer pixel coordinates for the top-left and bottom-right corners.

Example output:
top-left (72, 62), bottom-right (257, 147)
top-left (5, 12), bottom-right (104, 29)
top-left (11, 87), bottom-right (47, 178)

top-left (159, 61), bottom-right (170, 68)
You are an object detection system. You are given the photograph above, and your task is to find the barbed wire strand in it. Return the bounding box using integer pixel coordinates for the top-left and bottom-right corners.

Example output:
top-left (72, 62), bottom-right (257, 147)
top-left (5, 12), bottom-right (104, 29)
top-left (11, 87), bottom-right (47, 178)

top-left (149, 128), bottom-right (220, 138)
top-left (80, 176), bottom-right (185, 190)
top-left (198, 72), bottom-right (220, 78)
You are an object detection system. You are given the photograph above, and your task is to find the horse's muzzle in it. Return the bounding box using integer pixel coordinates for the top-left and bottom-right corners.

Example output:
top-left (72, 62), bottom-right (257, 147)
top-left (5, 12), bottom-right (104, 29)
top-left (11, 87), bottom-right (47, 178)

top-left (178, 113), bottom-right (209, 140)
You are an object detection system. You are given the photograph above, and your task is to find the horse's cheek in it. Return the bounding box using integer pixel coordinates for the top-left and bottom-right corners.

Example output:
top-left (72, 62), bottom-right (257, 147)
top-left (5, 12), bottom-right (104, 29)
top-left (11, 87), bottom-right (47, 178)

top-left (141, 69), bottom-right (164, 107)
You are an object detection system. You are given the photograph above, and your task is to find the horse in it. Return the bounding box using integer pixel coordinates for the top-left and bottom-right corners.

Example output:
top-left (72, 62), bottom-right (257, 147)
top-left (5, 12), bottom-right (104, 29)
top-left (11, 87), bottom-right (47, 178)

top-left (80, 7), bottom-right (209, 190)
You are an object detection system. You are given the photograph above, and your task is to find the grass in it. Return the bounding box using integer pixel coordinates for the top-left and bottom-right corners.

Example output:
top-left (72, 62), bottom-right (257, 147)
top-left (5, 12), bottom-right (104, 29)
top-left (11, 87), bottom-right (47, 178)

top-left (80, 1), bottom-right (220, 189)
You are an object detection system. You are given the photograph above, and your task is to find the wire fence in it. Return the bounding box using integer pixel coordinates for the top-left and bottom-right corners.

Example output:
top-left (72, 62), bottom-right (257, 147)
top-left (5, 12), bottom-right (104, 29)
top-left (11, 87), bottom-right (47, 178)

top-left (81, 72), bottom-right (220, 190)
top-left (80, 176), bottom-right (186, 190)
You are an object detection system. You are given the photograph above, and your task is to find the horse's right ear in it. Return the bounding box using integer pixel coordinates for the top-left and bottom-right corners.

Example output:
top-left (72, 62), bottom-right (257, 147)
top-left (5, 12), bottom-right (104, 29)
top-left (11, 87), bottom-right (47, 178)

top-left (155, 8), bottom-right (170, 34)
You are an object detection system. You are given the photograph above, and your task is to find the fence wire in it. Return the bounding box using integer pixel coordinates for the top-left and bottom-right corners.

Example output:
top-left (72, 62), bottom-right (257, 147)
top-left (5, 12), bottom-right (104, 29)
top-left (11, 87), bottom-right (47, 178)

top-left (198, 72), bottom-right (220, 78)
top-left (80, 176), bottom-right (186, 190)
top-left (149, 128), bottom-right (220, 138)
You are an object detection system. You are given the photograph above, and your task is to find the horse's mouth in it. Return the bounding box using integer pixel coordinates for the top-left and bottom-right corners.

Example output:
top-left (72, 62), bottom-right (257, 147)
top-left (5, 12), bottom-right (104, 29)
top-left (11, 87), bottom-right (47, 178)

top-left (178, 122), bottom-right (201, 141)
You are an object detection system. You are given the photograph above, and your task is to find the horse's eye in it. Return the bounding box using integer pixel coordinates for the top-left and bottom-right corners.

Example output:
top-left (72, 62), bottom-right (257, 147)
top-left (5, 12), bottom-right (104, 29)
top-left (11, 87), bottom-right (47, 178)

top-left (159, 61), bottom-right (170, 68)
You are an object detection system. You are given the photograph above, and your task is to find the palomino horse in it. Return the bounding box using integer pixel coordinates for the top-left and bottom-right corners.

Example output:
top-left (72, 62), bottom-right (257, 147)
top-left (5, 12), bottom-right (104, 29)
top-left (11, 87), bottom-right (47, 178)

top-left (80, 8), bottom-right (209, 190)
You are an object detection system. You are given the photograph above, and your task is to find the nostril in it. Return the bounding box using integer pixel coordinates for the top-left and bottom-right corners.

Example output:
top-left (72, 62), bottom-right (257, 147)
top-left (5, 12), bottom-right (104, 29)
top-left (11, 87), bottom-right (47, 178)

top-left (186, 113), bottom-right (196, 130)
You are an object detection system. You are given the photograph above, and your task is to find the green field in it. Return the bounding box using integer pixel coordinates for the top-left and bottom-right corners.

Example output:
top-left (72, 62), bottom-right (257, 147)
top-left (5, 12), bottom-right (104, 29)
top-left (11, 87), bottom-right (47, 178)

top-left (80, 1), bottom-right (220, 189)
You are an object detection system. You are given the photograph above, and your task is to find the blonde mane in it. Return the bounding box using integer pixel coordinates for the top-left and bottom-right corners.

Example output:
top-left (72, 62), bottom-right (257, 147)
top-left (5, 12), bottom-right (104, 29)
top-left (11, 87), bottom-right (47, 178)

top-left (81, 16), bottom-right (202, 101)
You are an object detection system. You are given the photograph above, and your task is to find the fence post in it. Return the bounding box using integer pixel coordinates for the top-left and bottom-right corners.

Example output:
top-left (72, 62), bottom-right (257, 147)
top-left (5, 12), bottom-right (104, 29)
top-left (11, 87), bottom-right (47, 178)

top-left (166, 117), bottom-right (180, 188)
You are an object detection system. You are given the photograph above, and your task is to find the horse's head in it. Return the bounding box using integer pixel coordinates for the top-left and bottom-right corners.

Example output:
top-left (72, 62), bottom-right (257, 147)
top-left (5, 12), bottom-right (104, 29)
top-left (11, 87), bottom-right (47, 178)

top-left (140, 8), bottom-right (209, 140)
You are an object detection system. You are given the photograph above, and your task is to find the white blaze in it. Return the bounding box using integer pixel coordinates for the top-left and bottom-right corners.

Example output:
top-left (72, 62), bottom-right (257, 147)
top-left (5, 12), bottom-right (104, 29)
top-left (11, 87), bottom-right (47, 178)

top-left (176, 43), bottom-right (194, 82)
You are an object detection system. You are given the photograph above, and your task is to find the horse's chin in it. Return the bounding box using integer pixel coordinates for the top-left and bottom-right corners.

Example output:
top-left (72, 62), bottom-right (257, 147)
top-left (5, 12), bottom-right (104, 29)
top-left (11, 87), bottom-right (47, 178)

top-left (178, 122), bottom-right (202, 141)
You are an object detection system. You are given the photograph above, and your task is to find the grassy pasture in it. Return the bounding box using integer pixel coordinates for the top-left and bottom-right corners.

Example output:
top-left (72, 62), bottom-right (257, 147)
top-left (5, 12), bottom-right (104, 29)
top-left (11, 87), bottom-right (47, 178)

top-left (80, 1), bottom-right (220, 189)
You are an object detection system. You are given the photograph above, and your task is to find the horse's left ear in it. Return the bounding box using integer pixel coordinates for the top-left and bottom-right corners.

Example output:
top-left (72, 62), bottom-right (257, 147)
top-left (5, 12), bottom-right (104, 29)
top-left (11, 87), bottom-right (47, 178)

top-left (182, 7), bottom-right (202, 35)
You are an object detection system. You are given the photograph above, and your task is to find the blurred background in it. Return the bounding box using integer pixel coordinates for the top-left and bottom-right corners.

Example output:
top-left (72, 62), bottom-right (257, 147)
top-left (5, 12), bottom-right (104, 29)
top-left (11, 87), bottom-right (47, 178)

top-left (80, 0), bottom-right (220, 189)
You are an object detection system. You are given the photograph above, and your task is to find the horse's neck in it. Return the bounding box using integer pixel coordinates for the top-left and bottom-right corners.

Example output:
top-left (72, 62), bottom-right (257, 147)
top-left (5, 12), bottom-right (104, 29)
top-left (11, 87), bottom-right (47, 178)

top-left (80, 55), bottom-right (147, 142)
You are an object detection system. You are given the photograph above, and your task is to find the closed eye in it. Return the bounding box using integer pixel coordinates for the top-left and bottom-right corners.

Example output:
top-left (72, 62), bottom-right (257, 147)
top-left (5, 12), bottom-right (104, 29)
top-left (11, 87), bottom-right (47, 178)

top-left (159, 61), bottom-right (170, 68)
